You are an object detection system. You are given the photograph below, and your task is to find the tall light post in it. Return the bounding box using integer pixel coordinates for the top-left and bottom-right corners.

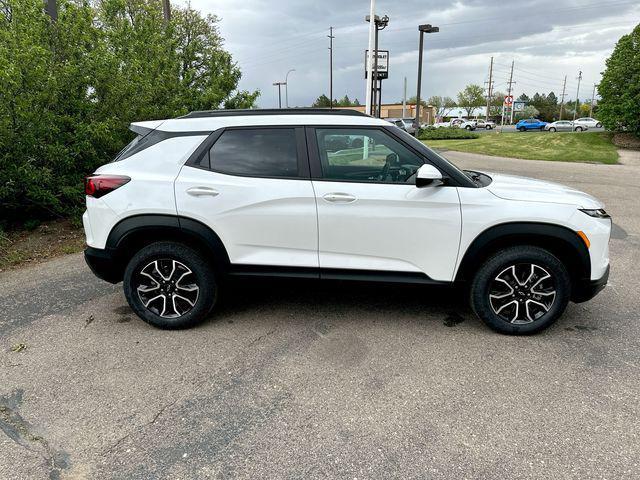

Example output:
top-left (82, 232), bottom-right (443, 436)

top-left (414, 24), bottom-right (439, 134)
top-left (273, 82), bottom-right (285, 108)
top-left (365, 0), bottom-right (376, 116)
top-left (285, 69), bottom-right (295, 108)
top-left (366, 14), bottom-right (389, 118)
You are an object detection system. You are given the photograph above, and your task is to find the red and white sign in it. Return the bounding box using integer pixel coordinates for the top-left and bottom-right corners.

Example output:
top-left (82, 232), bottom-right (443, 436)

top-left (504, 95), bottom-right (514, 105)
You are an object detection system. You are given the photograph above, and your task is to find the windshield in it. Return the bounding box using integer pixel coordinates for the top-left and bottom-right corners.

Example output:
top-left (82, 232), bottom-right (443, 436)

top-left (402, 119), bottom-right (414, 126)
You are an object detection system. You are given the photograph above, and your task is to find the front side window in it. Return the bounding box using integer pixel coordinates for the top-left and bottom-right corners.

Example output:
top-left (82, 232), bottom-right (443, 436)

top-left (209, 128), bottom-right (299, 178)
top-left (315, 128), bottom-right (424, 184)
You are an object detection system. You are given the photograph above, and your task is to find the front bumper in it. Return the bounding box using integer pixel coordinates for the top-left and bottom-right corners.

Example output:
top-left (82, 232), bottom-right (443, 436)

top-left (84, 247), bottom-right (123, 284)
top-left (572, 264), bottom-right (610, 303)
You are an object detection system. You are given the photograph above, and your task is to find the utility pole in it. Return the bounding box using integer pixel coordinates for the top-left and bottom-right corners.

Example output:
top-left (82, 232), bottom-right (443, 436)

top-left (589, 83), bottom-right (597, 117)
top-left (44, 0), bottom-right (57, 21)
top-left (559, 75), bottom-right (567, 120)
top-left (328, 27), bottom-right (334, 109)
top-left (573, 70), bottom-right (582, 121)
top-left (273, 82), bottom-right (285, 108)
top-left (285, 69), bottom-right (295, 108)
top-left (162, 0), bottom-right (171, 23)
top-left (485, 56), bottom-right (493, 121)
top-left (501, 60), bottom-right (515, 131)
top-left (365, 0), bottom-right (376, 116)
top-left (402, 76), bottom-right (407, 118)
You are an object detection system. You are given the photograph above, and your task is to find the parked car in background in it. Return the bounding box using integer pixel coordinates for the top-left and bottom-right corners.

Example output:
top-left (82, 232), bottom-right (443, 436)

top-left (544, 121), bottom-right (587, 132)
top-left (574, 117), bottom-right (603, 129)
top-left (387, 118), bottom-right (416, 135)
top-left (474, 119), bottom-right (496, 130)
top-left (433, 118), bottom-right (476, 130)
top-left (516, 118), bottom-right (547, 131)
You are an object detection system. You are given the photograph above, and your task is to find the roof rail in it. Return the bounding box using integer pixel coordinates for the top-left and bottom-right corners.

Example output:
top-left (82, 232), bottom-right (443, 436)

top-left (179, 108), bottom-right (369, 119)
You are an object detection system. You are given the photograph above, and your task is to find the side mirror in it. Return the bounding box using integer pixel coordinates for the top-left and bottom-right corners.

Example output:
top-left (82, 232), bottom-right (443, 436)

top-left (416, 164), bottom-right (443, 187)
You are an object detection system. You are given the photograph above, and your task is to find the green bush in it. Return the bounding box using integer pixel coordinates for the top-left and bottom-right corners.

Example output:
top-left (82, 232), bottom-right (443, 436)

top-left (0, 0), bottom-right (259, 230)
top-left (418, 127), bottom-right (480, 140)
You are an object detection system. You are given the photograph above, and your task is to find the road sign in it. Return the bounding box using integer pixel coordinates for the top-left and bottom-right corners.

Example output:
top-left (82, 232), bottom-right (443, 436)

top-left (504, 95), bottom-right (513, 105)
top-left (513, 101), bottom-right (525, 112)
top-left (364, 50), bottom-right (389, 79)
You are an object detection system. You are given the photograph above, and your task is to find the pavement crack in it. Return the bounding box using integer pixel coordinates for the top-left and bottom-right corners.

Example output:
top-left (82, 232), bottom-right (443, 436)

top-left (0, 389), bottom-right (70, 479)
top-left (247, 327), bottom-right (277, 347)
top-left (103, 398), bottom-right (178, 455)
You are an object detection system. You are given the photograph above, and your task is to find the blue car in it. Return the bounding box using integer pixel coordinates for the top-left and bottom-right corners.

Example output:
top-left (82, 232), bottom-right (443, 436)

top-left (516, 118), bottom-right (547, 131)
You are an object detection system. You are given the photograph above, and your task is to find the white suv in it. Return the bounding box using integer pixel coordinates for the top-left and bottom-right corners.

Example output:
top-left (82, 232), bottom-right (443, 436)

top-left (83, 109), bottom-right (610, 334)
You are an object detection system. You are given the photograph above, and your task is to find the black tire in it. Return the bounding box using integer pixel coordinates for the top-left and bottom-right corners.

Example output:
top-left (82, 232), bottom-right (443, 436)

top-left (123, 242), bottom-right (217, 329)
top-left (518, 127), bottom-right (526, 132)
top-left (465, 125), bottom-right (471, 130)
top-left (470, 246), bottom-right (571, 335)
top-left (549, 127), bottom-right (556, 132)
top-left (596, 122), bottom-right (602, 128)
top-left (575, 126), bottom-right (583, 132)
top-left (486, 125), bottom-right (492, 130)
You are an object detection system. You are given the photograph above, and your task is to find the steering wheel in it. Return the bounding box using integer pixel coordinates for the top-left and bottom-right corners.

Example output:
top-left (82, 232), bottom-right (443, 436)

top-left (378, 153), bottom-right (398, 181)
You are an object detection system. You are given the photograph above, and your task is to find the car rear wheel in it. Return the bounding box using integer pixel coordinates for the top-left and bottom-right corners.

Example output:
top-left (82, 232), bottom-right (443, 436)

top-left (123, 242), bottom-right (217, 329)
top-left (575, 126), bottom-right (583, 132)
top-left (596, 122), bottom-right (602, 128)
top-left (485, 125), bottom-right (492, 129)
top-left (470, 246), bottom-right (570, 335)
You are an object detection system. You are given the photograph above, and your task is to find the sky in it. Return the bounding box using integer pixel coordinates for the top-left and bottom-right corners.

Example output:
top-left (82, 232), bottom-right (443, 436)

top-left (180, 0), bottom-right (639, 108)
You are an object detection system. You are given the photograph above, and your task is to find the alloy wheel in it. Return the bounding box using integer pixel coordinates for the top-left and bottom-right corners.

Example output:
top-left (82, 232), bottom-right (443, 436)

top-left (135, 259), bottom-right (199, 318)
top-left (488, 263), bottom-right (556, 324)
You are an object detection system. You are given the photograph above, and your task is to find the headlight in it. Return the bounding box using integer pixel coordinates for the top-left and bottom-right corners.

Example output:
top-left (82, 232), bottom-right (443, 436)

top-left (580, 208), bottom-right (610, 219)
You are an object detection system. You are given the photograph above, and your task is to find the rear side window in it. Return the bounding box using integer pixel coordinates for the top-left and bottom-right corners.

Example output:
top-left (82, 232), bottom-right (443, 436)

top-left (209, 128), bottom-right (299, 178)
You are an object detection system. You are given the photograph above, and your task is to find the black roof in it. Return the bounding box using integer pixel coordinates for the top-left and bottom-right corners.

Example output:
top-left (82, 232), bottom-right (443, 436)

top-left (179, 108), bottom-right (368, 119)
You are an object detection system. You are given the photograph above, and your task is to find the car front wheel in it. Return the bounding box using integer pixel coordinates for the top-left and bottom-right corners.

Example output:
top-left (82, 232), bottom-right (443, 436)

top-left (518, 127), bottom-right (526, 132)
top-left (470, 246), bottom-right (570, 335)
top-left (575, 126), bottom-right (583, 132)
top-left (123, 242), bottom-right (218, 329)
top-left (549, 127), bottom-right (556, 132)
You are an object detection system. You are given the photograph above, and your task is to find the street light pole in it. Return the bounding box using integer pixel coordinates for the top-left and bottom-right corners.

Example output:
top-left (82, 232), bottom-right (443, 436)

top-left (415, 24), bottom-right (439, 135)
top-left (365, 0), bottom-right (376, 116)
top-left (285, 69), bottom-right (295, 108)
top-left (273, 82), bottom-right (285, 108)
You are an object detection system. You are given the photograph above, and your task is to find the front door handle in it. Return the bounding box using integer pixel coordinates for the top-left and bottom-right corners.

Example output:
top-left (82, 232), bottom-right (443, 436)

top-left (323, 192), bottom-right (357, 203)
top-left (187, 186), bottom-right (220, 197)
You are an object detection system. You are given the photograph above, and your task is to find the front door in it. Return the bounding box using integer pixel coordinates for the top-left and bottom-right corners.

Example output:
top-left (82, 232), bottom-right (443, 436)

top-left (309, 127), bottom-right (462, 282)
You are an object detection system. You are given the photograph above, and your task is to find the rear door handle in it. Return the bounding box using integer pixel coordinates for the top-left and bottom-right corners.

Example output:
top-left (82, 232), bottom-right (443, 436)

top-left (187, 186), bottom-right (219, 197)
top-left (323, 192), bottom-right (357, 203)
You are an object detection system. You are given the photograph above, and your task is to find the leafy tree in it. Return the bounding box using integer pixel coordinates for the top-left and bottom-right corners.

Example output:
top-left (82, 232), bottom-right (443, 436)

top-left (405, 95), bottom-right (427, 108)
top-left (598, 23), bottom-right (640, 135)
top-left (516, 105), bottom-right (540, 119)
top-left (457, 84), bottom-right (484, 117)
top-left (0, 0), bottom-right (258, 227)
top-left (311, 94), bottom-right (332, 107)
top-left (427, 95), bottom-right (456, 119)
top-left (517, 93), bottom-right (530, 102)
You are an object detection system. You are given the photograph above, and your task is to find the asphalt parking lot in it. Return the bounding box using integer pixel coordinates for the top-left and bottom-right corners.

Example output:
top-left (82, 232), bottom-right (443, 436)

top-left (1, 150), bottom-right (639, 479)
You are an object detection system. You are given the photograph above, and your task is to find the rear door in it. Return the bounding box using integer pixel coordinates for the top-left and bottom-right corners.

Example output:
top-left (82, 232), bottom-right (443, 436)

top-left (308, 126), bottom-right (462, 282)
top-left (175, 127), bottom-right (318, 269)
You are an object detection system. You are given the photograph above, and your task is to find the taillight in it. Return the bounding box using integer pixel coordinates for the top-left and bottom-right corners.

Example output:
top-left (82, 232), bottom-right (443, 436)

top-left (85, 175), bottom-right (130, 198)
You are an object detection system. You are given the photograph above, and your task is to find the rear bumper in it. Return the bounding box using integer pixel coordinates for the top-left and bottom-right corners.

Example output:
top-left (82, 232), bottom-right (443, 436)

top-left (84, 247), bottom-right (123, 284)
top-left (572, 264), bottom-right (609, 303)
